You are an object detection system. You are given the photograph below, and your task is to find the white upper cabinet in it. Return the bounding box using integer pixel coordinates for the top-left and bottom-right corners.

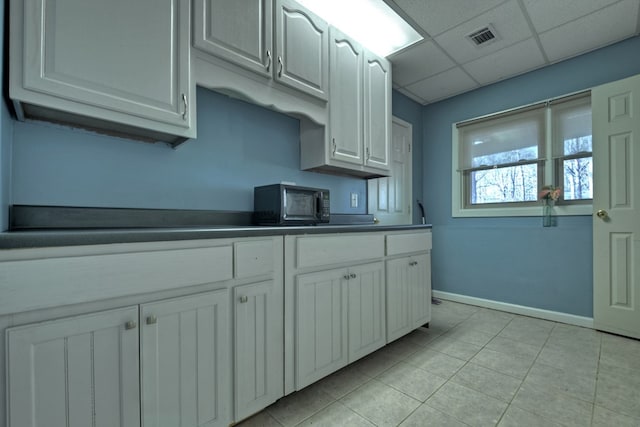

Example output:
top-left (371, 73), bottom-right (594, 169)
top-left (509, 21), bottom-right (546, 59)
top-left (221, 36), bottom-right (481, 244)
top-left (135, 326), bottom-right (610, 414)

top-left (300, 31), bottom-right (391, 177)
top-left (329, 27), bottom-right (364, 166)
top-left (275, 0), bottom-right (329, 100)
top-left (193, 0), bottom-right (273, 77)
top-left (364, 52), bottom-right (392, 170)
top-left (9, 0), bottom-right (195, 145)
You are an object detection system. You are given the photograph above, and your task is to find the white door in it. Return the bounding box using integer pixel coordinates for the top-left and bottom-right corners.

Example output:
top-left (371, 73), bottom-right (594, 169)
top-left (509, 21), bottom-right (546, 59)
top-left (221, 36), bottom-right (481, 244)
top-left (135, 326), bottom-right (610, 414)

top-left (592, 73), bottom-right (640, 339)
top-left (347, 262), bottom-right (386, 362)
top-left (295, 268), bottom-right (348, 389)
top-left (368, 116), bottom-right (413, 225)
top-left (193, 0), bottom-right (273, 77)
top-left (234, 280), bottom-right (282, 421)
top-left (140, 290), bottom-right (230, 427)
top-left (329, 27), bottom-right (364, 166)
top-left (6, 306), bottom-right (141, 427)
top-left (364, 52), bottom-right (391, 170)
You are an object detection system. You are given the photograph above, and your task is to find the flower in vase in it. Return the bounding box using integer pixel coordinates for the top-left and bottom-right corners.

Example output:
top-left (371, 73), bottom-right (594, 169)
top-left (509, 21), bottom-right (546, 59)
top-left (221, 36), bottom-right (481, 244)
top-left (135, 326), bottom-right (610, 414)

top-left (539, 185), bottom-right (561, 202)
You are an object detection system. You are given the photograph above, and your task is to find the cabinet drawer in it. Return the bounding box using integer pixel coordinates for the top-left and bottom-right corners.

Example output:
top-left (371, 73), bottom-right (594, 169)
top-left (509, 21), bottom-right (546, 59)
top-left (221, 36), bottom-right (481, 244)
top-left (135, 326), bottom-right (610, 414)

top-left (234, 240), bottom-right (274, 278)
top-left (296, 234), bottom-right (384, 269)
top-left (386, 232), bottom-right (432, 256)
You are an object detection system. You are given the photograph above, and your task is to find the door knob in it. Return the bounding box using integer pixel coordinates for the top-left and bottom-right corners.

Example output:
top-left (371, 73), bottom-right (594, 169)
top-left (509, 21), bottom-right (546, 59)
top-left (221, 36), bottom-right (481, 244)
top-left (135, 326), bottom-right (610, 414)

top-left (596, 209), bottom-right (608, 219)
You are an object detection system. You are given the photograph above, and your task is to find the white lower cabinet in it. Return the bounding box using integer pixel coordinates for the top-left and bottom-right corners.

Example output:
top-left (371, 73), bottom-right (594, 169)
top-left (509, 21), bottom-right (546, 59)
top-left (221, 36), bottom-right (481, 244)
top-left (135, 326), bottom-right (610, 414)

top-left (140, 291), bottom-right (230, 427)
top-left (6, 290), bottom-right (230, 427)
top-left (233, 280), bottom-right (283, 421)
top-left (295, 267), bottom-right (348, 389)
top-left (294, 261), bottom-right (385, 389)
top-left (347, 262), bottom-right (386, 362)
top-left (6, 306), bottom-right (141, 427)
top-left (386, 254), bottom-right (431, 342)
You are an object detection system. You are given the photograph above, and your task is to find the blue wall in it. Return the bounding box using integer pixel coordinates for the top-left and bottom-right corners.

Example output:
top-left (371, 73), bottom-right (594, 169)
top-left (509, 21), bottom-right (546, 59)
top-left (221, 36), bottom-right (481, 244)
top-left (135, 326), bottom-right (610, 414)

top-left (423, 36), bottom-right (640, 317)
top-left (392, 90), bottom-right (423, 224)
top-left (10, 88), bottom-right (369, 214)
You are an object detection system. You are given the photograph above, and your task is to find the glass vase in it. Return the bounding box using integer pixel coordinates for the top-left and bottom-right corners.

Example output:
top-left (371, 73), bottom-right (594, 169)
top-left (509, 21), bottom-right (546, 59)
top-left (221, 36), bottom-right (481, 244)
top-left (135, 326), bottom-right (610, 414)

top-left (542, 199), bottom-right (554, 227)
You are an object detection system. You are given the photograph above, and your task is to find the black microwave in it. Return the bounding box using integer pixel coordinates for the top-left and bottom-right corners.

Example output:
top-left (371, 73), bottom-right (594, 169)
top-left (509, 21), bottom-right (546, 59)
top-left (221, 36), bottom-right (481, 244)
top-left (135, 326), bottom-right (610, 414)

top-left (253, 184), bottom-right (330, 225)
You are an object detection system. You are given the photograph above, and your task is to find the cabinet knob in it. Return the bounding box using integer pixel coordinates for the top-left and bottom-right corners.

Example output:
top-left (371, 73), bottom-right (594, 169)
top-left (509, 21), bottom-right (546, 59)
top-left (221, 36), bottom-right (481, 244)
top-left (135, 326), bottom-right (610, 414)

top-left (239, 295), bottom-right (249, 303)
top-left (350, 273), bottom-right (356, 279)
top-left (125, 321), bottom-right (137, 330)
top-left (146, 315), bottom-right (157, 325)
top-left (343, 274), bottom-right (350, 280)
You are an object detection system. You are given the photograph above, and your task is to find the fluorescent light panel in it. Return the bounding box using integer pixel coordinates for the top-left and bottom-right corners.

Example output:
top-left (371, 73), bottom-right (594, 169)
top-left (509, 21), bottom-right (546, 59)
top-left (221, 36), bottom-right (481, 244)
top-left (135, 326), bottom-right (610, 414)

top-left (297, 0), bottom-right (422, 57)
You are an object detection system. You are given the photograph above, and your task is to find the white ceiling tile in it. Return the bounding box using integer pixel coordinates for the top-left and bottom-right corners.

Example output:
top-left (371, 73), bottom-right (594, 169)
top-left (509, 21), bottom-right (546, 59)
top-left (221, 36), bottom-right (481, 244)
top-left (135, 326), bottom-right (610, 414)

top-left (405, 67), bottom-right (478, 103)
top-left (390, 40), bottom-right (456, 86)
top-left (539, 0), bottom-right (640, 63)
top-left (522, 0), bottom-right (620, 33)
top-left (433, 0), bottom-right (533, 64)
top-left (463, 38), bottom-right (546, 85)
top-left (395, 87), bottom-right (428, 104)
top-left (392, 0), bottom-right (505, 36)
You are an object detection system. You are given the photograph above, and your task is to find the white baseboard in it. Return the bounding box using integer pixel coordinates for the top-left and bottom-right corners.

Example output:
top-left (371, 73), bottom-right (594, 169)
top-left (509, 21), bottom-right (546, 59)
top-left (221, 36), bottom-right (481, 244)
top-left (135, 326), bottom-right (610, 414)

top-left (432, 290), bottom-right (594, 329)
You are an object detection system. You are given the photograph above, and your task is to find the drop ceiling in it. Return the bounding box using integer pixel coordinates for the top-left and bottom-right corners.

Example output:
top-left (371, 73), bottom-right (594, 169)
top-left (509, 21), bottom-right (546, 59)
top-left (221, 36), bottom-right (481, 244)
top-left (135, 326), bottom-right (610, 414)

top-left (385, 0), bottom-right (640, 104)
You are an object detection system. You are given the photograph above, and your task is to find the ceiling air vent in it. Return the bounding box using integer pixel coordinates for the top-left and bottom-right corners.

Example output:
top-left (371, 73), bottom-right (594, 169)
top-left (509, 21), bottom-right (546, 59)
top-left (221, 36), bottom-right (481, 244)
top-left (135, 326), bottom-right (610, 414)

top-left (466, 25), bottom-right (498, 47)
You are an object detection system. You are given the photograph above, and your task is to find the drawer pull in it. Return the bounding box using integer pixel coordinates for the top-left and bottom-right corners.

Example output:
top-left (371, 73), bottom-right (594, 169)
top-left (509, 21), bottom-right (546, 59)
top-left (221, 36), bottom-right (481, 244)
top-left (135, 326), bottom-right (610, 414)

top-left (125, 321), bottom-right (137, 330)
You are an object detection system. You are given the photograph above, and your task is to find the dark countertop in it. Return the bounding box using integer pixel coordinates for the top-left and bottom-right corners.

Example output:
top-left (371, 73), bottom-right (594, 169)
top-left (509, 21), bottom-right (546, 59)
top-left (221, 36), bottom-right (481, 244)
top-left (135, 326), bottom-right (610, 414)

top-left (0, 224), bottom-right (432, 249)
top-left (0, 205), bottom-right (431, 249)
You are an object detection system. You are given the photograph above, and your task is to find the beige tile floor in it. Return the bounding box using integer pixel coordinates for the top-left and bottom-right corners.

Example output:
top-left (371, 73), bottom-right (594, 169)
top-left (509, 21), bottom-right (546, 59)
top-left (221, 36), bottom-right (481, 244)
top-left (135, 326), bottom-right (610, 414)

top-left (237, 300), bottom-right (640, 427)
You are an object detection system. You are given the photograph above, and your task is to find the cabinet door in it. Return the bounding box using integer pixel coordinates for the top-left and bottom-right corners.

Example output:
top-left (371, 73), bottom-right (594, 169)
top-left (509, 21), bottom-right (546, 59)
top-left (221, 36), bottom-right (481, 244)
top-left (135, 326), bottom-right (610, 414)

top-left (6, 307), bottom-right (140, 427)
top-left (386, 257), bottom-right (413, 342)
top-left (140, 290), bottom-right (230, 427)
top-left (275, 0), bottom-right (329, 100)
top-left (410, 254), bottom-right (431, 328)
top-left (234, 280), bottom-right (283, 421)
top-left (12, 0), bottom-right (192, 130)
top-left (364, 52), bottom-right (391, 171)
top-left (347, 262), bottom-right (386, 362)
top-left (295, 268), bottom-right (348, 389)
top-left (329, 27), bottom-right (364, 166)
top-left (193, 0), bottom-right (273, 77)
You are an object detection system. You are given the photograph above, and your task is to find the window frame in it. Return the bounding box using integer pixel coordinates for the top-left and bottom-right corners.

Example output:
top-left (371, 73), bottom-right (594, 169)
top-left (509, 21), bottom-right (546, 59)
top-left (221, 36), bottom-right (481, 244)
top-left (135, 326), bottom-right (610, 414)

top-left (452, 91), bottom-right (593, 218)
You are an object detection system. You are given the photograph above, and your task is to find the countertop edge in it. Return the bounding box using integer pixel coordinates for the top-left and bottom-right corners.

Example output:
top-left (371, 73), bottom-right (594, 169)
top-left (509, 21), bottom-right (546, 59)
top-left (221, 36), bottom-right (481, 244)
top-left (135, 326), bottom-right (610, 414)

top-left (0, 224), bottom-right (433, 250)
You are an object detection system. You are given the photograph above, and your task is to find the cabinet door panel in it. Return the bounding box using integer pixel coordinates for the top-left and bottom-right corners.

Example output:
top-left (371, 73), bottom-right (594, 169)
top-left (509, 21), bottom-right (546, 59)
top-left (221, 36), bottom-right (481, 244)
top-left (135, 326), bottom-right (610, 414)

top-left (7, 306), bottom-right (140, 427)
top-left (364, 52), bottom-right (391, 170)
top-left (16, 0), bottom-right (190, 127)
top-left (329, 28), bottom-right (363, 165)
top-left (194, 0), bottom-right (273, 77)
top-left (141, 290), bottom-right (229, 427)
top-left (234, 280), bottom-right (283, 420)
top-left (275, 0), bottom-right (328, 100)
top-left (348, 262), bottom-right (386, 362)
top-left (411, 254), bottom-right (431, 328)
top-left (386, 257), bottom-right (412, 342)
top-left (295, 268), bottom-right (348, 389)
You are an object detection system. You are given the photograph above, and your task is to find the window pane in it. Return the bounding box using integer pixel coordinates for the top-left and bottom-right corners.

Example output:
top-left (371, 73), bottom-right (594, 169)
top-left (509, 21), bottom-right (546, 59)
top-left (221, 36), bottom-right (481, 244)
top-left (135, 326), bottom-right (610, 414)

top-left (552, 96), bottom-right (592, 157)
top-left (460, 108), bottom-right (544, 169)
top-left (469, 164), bottom-right (538, 204)
top-left (563, 157), bottom-right (593, 200)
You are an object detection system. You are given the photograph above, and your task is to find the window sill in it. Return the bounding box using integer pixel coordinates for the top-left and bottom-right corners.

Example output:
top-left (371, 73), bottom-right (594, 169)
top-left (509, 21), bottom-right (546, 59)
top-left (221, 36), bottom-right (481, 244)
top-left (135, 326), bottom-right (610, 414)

top-left (452, 203), bottom-right (593, 218)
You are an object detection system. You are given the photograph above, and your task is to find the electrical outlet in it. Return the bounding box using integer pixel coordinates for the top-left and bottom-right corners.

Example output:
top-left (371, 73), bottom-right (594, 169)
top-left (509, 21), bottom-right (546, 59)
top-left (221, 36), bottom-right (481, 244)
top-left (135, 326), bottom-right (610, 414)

top-left (350, 192), bottom-right (358, 208)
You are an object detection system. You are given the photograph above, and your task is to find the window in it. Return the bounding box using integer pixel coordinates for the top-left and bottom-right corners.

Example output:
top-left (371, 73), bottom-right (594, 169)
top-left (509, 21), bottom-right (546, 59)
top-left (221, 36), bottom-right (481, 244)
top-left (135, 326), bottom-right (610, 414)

top-left (452, 92), bottom-right (592, 217)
